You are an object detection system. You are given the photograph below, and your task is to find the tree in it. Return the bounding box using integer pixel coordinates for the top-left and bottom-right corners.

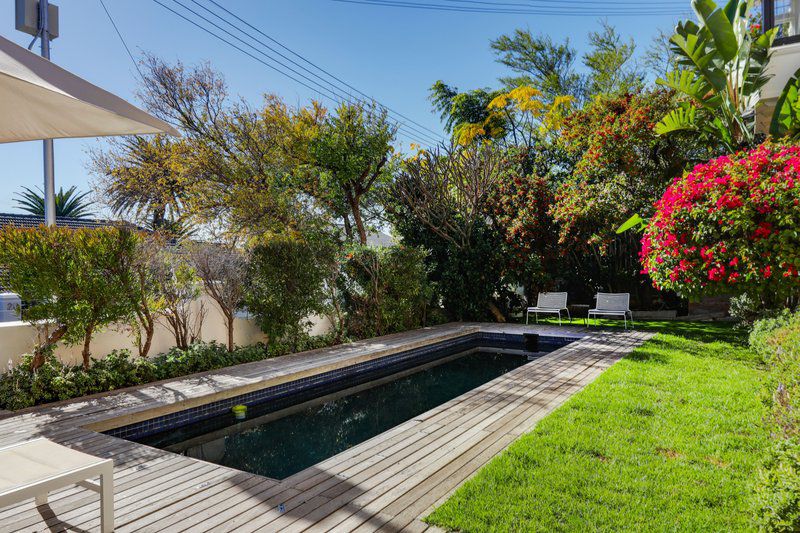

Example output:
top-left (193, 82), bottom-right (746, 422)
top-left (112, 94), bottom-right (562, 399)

top-left (13, 185), bottom-right (94, 219)
top-left (153, 250), bottom-right (204, 350)
top-left (131, 55), bottom-right (325, 238)
top-left (245, 235), bottom-right (333, 348)
top-left (655, 0), bottom-right (800, 151)
top-left (550, 90), bottom-right (696, 302)
top-left (489, 156), bottom-right (560, 296)
top-left (90, 135), bottom-right (190, 234)
top-left (490, 30), bottom-right (584, 100)
top-left (188, 242), bottom-right (248, 351)
top-left (0, 227), bottom-right (139, 369)
top-left (340, 244), bottom-right (432, 338)
top-left (429, 82), bottom-right (506, 141)
top-left (583, 22), bottom-right (643, 97)
top-left (389, 143), bottom-right (511, 320)
top-left (123, 235), bottom-right (169, 357)
top-left (305, 102), bottom-right (397, 244)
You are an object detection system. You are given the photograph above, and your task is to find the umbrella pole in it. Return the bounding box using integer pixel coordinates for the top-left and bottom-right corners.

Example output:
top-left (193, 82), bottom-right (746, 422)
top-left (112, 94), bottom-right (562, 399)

top-left (39, 0), bottom-right (56, 226)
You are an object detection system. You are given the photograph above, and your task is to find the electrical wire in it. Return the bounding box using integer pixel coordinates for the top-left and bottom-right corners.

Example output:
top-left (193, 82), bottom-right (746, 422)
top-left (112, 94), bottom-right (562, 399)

top-left (99, 0), bottom-right (145, 80)
top-left (331, 0), bottom-right (688, 16)
top-left (203, 0), bottom-right (444, 140)
top-left (151, 0), bottom-right (441, 145)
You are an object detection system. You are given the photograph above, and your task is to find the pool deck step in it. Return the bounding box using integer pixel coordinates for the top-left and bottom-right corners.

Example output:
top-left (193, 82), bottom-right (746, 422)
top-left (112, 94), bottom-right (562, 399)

top-left (0, 323), bottom-right (652, 532)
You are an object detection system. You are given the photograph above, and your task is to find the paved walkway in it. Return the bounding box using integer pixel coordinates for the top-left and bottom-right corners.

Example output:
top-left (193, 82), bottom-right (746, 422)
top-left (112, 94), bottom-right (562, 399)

top-left (0, 323), bottom-right (652, 532)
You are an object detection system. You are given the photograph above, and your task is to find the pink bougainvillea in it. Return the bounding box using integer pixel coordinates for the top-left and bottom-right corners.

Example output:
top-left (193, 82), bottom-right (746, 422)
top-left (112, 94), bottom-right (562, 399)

top-left (641, 143), bottom-right (800, 298)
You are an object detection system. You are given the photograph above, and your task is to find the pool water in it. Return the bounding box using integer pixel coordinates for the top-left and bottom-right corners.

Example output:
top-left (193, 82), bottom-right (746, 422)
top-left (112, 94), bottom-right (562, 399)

top-left (139, 350), bottom-right (530, 479)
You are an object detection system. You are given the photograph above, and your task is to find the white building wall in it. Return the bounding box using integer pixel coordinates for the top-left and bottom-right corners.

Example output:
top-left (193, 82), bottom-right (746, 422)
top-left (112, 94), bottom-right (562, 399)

top-left (0, 293), bottom-right (332, 371)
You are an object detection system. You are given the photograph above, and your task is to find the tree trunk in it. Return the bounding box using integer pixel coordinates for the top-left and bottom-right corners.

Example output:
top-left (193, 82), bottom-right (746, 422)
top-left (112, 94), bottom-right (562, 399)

top-left (140, 319), bottom-right (154, 358)
top-left (81, 323), bottom-right (95, 370)
top-left (347, 192), bottom-right (367, 245)
top-left (488, 301), bottom-right (506, 323)
top-left (32, 323), bottom-right (68, 370)
top-left (226, 310), bottom-right (235, 352)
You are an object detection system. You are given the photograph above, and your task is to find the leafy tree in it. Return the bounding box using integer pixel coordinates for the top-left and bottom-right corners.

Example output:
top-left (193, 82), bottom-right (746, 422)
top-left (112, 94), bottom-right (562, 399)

top-left (429, 82), bottom-right (505, 140)
top-left (132, 55), bottom-right (326, 238)
top-left (188, 242), bottom-right (248, 351)
top-left (304, 102), bottom-right (397, 244)
top-left (13, 185), bottom-right (94, 219)
top-left (490, 30), bottom-right (584, 100)
top-left (123, 235), bottom-right (169, 357)
top-left (489, 155), bottom-right (560, 296)
top-left (0, 227), bottom-right (139, 369)
top-left (340, 244), bottom-right (433, 338)
top-left (389, 143), bottom-right (511, 320)
top-left (153, 249), bottom-right (204, 350)
top-left (583, 21), bottom-right (644, 97)
top-left (245, 235), bottom-right (333, 348)
top-left (90, 135), bottom-right (190, 233)
top-left (550, 90), bottom-right (696, 302)
top-left (655, 0), bottom-right (800, 151)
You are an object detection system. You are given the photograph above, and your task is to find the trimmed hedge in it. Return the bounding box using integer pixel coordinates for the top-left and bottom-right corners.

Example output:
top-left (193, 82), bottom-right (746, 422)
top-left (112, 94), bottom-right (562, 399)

top-left (750, 311), bottom-right (800, 531)
top-left (0, 335), bottom-right (337, 411)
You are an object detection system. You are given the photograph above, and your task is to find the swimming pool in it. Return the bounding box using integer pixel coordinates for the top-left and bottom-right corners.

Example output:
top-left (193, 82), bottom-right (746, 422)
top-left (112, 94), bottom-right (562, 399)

top-left (112, 333), bottom-right (577, 479)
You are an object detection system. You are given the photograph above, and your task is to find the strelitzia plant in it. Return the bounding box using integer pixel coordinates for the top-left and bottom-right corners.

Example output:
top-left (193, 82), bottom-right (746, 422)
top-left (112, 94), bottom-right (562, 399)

top-left (655, 0), bottom-right (800, 152)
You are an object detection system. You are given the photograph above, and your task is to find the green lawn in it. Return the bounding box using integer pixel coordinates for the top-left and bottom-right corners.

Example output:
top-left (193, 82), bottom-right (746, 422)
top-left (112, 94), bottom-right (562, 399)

top-left (426, 322), bottom-right (769, 532)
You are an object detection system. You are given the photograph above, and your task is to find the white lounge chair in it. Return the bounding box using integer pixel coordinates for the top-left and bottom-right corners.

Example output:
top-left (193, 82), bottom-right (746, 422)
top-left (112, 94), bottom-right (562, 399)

top-left (0, 438), bottom-right (114, 532)
top-left (588, 292), bottom-right (634, 329)
top-left (526, 292), bottom-right (570, 326)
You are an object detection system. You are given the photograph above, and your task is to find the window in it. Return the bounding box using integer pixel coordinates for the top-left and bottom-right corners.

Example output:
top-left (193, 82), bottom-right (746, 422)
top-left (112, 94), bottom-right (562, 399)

top-left (764, 0), bottom-right (800, 44)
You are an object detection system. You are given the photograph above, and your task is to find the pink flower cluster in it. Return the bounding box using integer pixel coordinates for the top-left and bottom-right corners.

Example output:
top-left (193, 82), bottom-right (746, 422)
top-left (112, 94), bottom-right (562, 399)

top-left (641, 143), bottom-right (800, 297)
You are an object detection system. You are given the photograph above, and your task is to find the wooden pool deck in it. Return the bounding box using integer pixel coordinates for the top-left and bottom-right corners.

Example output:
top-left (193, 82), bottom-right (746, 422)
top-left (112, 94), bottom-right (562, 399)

top-left (0, 323), bottom-right (652, 532)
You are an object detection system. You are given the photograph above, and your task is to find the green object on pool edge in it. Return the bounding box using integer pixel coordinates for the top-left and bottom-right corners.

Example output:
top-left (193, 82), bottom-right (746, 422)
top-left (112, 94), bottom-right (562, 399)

top-left (231, 405), bottom-right (247, 419)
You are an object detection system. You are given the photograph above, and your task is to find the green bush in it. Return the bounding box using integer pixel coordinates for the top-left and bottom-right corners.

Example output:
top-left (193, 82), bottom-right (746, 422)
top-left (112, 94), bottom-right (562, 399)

top-left (340, 244), bottom-right (434, 338)
top-left (751, 311), bottom-right (800, 530)
top-left (0, 336), bottom-right (338, 411)
top-left (755, 439), bottom-right (800, 532)
top-left (245, 235), bottom-right (334, 348)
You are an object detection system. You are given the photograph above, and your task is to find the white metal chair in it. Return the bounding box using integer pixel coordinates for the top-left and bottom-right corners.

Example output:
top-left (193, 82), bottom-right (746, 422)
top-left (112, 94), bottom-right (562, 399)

top-left (526, 292), bottom-right (570, 326)
top-left (588, 292), bottom-right (634, 329)
top-left (0, 439), bottom-right (114, 532)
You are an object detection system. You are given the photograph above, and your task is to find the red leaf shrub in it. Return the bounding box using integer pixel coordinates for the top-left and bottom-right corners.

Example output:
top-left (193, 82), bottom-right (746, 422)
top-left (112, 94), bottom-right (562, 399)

top-left (641, 143), bottom-right (800, 298)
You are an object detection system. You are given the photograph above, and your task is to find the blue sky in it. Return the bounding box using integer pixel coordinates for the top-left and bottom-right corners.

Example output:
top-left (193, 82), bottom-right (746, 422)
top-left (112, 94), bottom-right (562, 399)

top-left (0, 0), bottom-right (687, 214)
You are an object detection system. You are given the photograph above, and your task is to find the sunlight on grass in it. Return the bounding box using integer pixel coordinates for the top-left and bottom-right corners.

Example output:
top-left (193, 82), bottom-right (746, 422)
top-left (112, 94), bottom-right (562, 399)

top-left (426, 322), bottom-right (768, 531)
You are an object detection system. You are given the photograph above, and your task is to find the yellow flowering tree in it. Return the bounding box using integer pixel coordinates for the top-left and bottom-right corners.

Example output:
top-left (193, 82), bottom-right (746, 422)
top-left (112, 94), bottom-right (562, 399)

top-left (454, 86), bottom-right (573, 146)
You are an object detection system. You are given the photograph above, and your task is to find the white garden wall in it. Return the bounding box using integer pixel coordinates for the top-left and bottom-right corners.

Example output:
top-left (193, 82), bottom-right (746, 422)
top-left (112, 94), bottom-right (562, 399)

top-left (0, 293), bottom-right (332, 370)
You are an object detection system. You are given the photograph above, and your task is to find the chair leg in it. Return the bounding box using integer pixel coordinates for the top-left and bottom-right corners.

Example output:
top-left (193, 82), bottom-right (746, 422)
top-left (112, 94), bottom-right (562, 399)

top-left (526, 310), bottom-right (529, 325)
top-left (557, 311), bottom-right (562, 326)
top-left (101, 469), bottom-right (114, 533)
top-left (535, 312), bottom-right (539, 324)
top-left (566, 308), bottom-right (572, 323)
top-left (629, 312), bottom-right (635, 329)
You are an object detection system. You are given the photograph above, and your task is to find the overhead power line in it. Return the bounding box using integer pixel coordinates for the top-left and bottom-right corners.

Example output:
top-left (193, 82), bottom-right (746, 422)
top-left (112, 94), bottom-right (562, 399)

top-left (151, 0), bottom-right (443, 146)
top-left (331, 0), bottom-right (689, 16)
top-left (98, 0), bottom-right (145, 80)
top-left (203, 0), bottom-right (444, 140)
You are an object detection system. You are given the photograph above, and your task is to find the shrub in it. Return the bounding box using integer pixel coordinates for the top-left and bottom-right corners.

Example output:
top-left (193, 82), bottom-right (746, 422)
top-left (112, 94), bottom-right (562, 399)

top-left (340, 244), bottom-right (433, 338)
top-left (0, 338), bottom-right (350, 411)
top-left (641, 143), bottom-right (800, 302)
top-left (755, 439), bottom-right (800, 532)
top-left (245, 235), bottom-right (334, 348)
top-left (751, 311), bottom-right (800, 530)
top-left (0, 226), bottom-right (141, 369)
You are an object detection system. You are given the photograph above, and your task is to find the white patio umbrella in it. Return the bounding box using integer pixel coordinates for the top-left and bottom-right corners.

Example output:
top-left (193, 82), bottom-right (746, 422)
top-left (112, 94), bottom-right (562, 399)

top-left (0, 33), bottom-right (178, 226)
top-left (0, 34), bottom-right (178, 142)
